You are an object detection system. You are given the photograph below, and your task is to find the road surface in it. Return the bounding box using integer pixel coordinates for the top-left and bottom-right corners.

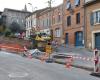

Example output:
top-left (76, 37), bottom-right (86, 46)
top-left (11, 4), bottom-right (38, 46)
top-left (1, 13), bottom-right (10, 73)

top-left (0, 51), bottom-right (99, 80)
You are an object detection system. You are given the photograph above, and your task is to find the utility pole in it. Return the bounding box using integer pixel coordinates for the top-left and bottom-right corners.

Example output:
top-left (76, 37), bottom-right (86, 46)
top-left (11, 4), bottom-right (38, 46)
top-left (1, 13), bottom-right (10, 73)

top-left (47, 0), bottom-right (52, 8)
top-left (45, 0), bottom-right (54, 62)
top-left (28, 3), bottom-right (34, 12)
top-left (47, 0), bottom-right (54, 40)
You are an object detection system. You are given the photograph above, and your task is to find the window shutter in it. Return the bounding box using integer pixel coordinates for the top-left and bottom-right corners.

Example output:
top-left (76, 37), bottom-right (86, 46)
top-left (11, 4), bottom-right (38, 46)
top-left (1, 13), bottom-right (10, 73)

top-left (90, 12), bottom-right (94, 26)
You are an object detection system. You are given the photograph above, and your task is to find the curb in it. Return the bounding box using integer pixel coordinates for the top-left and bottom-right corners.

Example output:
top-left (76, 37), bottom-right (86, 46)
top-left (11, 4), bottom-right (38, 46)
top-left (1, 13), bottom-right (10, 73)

top-left (23, 55), bottom-right (94, 71)
top-left (54, 60), bottom-right (94, 71)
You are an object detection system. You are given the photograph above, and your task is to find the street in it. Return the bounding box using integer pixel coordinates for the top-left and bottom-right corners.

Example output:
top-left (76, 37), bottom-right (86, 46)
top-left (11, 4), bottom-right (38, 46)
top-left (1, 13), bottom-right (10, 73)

top-left (0, 51), bottom-right (99, 80)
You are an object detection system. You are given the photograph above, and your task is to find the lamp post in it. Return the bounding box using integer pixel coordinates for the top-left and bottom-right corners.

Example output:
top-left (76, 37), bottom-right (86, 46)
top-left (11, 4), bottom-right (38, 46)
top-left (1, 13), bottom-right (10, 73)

top-left (28, 3), bottom-right (37, 12)
top-left (28, 3), bottom-right (34, 12)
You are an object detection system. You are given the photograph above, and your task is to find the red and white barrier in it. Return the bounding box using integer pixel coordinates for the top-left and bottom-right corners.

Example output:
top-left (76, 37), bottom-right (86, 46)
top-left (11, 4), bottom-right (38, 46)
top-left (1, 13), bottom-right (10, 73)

top-left (72, 56), bottom-right (94, 62)
top-left (65, 56), bottom-right (73, 68)
top-left (93, 49), bottom-right (100, 74)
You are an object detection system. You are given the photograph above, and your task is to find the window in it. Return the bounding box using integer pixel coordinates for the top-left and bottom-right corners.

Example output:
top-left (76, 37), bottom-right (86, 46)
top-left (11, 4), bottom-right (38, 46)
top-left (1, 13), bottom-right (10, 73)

top-left (47, 18), bottom-right (48, 26)
top-left (67, 16), bottom-right (71, 26)
top-left (16, 19), bottom-right (19, 23)
top-left (52, 16), bottom-right (55, 24)
top-left (76, 13), bottom-right (80, 24)
top-left (55, 28), bottom-right (61, 37)
top-left (58, 14), bottom-right (61, 22)
top-left (94, 11), bottom-right (100, 24)
top-left (75, 0), bottom-right (80, 6)
top-left (22, 20), bottom-right (24, 23)
top-left (29, 20), bottom-right (31, 27)
top-left (90, 10), bottom-right (100, 25)
top-left (43, 20), bottom-right (44, 27)
top-left (66, 1), bottom-right (71, 10)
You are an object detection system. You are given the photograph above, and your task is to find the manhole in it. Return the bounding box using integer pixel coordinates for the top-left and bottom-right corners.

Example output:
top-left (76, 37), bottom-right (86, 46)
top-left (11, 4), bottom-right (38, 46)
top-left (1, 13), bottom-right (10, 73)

top-left (8, 72), bottom-right (28, 78)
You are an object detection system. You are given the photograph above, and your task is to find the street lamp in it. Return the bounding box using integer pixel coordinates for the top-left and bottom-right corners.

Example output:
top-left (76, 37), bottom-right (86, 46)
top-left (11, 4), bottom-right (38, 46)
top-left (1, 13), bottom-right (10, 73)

top-left (28, 3), bottom-right (34, 12)
top-left (28, 3), bottom-right (38, 12)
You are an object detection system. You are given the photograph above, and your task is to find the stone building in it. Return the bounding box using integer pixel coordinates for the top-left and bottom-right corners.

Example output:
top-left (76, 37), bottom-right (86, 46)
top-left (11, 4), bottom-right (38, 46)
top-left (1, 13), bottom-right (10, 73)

top-left (2, 6), bottom-right (31, 31)
top-left (85, 0), bottom-right (100, 50)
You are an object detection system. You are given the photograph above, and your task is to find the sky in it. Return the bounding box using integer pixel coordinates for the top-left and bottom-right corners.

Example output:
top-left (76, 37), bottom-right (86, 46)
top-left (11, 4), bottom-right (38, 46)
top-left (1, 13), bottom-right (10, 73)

top-left (0, 0), bottom-right (63, 12)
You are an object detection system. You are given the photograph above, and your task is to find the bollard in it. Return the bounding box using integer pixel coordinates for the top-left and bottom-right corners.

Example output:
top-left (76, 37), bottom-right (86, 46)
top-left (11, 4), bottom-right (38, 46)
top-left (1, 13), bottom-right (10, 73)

top-left (65, 56), bottom-right (73, 69)
top-left (91, 48), bottom-right (100, 77)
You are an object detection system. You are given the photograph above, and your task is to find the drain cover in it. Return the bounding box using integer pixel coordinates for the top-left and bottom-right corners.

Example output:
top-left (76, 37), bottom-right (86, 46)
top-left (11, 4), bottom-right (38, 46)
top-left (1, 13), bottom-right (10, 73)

top-left (8, 72), bottom-right (28, 78)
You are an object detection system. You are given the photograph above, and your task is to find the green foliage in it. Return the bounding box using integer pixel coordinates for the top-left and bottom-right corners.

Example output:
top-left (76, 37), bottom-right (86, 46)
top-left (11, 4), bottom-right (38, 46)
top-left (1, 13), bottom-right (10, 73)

top-left (0, 17), bottom-right (3, 25)
top-left (9, 22), bottom-right (21, 33)
top-left (4, 28), bottom-right (11, 37)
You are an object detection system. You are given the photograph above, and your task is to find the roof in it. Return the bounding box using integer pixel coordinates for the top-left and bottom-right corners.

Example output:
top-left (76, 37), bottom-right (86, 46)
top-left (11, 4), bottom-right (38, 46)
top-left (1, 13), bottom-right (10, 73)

top-left (38, 4), bottom-right (63, 16)
top-left (4, 8), bottom-right (31, 13)
top-left (25, 3), bottom-right (63, 18)
top-left (25, 7), bottom-right (51, 18)
top-left (39, 7), bottom-right (55, 16)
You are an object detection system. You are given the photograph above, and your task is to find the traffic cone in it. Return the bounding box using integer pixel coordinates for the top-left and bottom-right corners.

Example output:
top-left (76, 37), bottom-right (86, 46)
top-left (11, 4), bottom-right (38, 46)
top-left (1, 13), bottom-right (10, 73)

top-left (40, 56), bottom-right (45, 62)
top-left (65, 63), bottom-right (71, 69)
top-left (28, 54), bottom-right (32, 59)
top-left (65, 57), bottom-right (73, 69)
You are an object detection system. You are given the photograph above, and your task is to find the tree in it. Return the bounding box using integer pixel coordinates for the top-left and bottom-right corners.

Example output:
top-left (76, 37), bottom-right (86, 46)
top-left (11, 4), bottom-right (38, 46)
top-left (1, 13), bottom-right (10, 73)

top-left (9, 22), bottom-right (21, 33)
top-left (4, 28), bottom-right (11, 37)
top-left (0, 18), bottom-right (2, 25)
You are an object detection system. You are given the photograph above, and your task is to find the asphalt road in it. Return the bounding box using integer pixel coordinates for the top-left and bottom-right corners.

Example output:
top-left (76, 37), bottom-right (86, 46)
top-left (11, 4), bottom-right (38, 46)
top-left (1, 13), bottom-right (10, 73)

top-left (0, 51), bottom-right (99, 80)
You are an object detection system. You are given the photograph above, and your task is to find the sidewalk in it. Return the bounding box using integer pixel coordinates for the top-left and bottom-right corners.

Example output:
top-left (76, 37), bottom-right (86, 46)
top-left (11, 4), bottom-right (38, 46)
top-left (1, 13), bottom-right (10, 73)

top-left (52, 46), bottom-right (95, 71)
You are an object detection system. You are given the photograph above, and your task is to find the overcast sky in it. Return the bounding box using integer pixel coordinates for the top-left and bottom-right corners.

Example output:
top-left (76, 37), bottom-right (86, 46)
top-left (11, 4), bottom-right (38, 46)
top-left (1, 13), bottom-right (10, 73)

top-left (0, 0), bottom-right (63, 12)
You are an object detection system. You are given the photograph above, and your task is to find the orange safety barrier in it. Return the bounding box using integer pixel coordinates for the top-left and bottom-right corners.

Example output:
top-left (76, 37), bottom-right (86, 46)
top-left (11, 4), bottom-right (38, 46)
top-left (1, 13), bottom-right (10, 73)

top-left (0, 43), bottom-right (25, 53)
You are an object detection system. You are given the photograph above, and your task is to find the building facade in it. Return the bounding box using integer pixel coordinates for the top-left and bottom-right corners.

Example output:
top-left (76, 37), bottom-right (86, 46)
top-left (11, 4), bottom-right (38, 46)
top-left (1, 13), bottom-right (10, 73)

top-left (85, 0), bottom-right (100, 50)
top-left (38, 8), bottom-right (52, 36)
top-left (63, 0), bottom-right (85, 47)
top-left (25, 8), bottom-right (50, 38)
top-left (51, 4), bottom-right (63, 44)
top-left (2, 8), bottom-right (30, 31)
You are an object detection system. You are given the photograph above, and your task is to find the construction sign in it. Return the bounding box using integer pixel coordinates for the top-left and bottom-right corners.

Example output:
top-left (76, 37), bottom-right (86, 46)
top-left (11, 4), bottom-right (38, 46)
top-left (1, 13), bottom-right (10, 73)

top-left (35, 35), bottom-right (44, 41)
top-left (45, 45), bottom-right (52, 54)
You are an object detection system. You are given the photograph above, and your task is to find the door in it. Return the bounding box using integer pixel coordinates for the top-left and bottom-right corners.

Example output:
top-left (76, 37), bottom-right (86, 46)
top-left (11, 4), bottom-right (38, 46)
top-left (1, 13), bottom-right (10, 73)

top-left (95, 33), bottom-right (100, 50)
top-left (75, 31), bottom-right (83, 46)
top-left (65, 33), bottom-right (69, 45)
